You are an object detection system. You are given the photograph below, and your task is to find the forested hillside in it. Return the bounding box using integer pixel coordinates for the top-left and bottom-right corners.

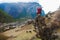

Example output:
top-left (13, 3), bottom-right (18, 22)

top-left (0, 9), bottom-right (15, 23)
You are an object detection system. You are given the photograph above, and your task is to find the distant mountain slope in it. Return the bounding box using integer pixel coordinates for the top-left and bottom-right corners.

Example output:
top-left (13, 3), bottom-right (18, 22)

top-left (0, 9), bottom-right (15, 23)
top-left (0, 2), bottom-right (45, 19)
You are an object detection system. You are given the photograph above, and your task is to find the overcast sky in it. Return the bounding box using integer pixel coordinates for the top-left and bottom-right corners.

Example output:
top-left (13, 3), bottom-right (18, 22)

top-left (0, 0), bottom-right (60, 14)
top-left (0, 0), bottom-right (37, 3)
top-left (39, 0), bottom-right (60, 13)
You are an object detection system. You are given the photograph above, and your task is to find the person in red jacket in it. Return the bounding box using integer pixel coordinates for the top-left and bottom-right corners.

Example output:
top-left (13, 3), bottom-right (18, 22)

top-left (37, 7), bottom-right (42, 16)
top-left (34, 7), bottom-right (46, 39)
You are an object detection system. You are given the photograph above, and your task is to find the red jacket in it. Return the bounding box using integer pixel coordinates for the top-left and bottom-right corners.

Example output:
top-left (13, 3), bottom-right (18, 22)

top-left (37, 8), bottom-right (42, 14)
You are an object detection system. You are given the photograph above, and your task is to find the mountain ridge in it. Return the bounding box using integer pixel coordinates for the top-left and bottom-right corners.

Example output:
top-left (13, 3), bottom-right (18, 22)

top-left (0, 2), bottom-right (45, 19)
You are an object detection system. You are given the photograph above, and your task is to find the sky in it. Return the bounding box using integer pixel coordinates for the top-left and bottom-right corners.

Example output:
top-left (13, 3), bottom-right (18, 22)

top-left (0, 0), bottom-right (37, 3)
top-left (39, 0), bottom-right (60, 13)
top-left (0, 0), bottom-right (60, 14)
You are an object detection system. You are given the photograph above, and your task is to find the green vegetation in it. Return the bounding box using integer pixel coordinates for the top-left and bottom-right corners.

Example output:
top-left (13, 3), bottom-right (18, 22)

top-left (0, 9), bottom-right (30, 23)
top-left (0, 9), bottom-right (16, 23)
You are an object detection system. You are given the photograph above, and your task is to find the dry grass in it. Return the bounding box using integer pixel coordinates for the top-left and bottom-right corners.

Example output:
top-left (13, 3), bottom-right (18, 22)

top-left (14, 29), bottom-right (36, 40)
top-left (1, 24), bottom-right (37, 40)
top-left (13, 24), bottom-right (36, 40)
top-left (0, 33), bottom-right (9, 40)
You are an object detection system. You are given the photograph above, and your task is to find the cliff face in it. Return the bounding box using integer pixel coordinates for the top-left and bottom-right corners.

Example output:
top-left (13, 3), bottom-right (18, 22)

top-left (51, 9), bottom-right (60, 21)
